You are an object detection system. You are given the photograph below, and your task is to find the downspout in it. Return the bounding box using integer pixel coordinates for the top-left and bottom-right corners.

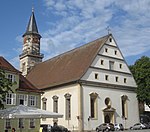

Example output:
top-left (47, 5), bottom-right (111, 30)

top-left (78, 82), bottom-right (84, 132)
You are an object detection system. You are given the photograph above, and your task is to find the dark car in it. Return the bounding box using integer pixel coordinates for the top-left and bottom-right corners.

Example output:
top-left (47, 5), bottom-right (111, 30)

top-left (114, 123), bottom-right (124, 131)
top-left (40, 124), bottom-right (52, 132)
top-left (96, 123), bottom-right (115, 132)
top-left (51, 125), bottom-right (69, 132)
top-left (130, 123), bottom-right (146, 130)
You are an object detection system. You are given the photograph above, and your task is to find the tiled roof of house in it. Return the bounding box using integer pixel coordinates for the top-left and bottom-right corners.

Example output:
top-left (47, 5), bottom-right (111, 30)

top-left (27, 34), bottom-right (110, 89)
top-left (0, 56), bottom-right (42, 93)
top-left (0, 56), bottom-right (19, 72)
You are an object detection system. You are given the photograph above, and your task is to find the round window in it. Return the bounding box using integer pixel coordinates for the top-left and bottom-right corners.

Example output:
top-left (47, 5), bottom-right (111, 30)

top-left (105, 97), bottom-right (111, 106)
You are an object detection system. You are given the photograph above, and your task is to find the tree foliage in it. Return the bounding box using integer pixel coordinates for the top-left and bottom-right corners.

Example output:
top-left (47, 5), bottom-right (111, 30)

top-left (0, 69), bottom-right (13, 109)
top-left (129, 56), bottom-right (150, 108)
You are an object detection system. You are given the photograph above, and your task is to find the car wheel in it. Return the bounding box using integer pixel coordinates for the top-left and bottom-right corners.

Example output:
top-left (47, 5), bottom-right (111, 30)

top-left (96, 128), bottom-right (99, 132)
top-left (130, 127), bottom-right (133, 130)
top-left (105, 128), bottom-right (109, 132)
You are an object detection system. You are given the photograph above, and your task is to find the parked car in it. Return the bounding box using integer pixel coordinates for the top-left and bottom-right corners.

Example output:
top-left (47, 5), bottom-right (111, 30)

top-left (51, 125), bottom-right (69, 132)
top-left (96, 123), bottom-right (115, 132)
top-left (130, 123), bottom-right (146, 130)
top-left (143, 123), bottom-right (150, 129)
top-left (40, 124), bottom-right (52, 132)
top-left (114, 123), bottom-right (124, 131)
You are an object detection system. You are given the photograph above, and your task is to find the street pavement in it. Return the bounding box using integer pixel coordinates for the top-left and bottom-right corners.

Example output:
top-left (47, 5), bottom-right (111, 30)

top-left (123, 129), bottom-right (150, 132)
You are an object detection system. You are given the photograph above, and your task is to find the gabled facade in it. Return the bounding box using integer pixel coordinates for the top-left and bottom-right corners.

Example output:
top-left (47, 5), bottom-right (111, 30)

top-left (27, 34), bottom-right (139, 131)
top-left (0, 56), bottom-right (42, 132)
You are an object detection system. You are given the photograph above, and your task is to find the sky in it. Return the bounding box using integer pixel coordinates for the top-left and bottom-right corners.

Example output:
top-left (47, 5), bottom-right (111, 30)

top-left (0, 0), bottom-right (150, 69)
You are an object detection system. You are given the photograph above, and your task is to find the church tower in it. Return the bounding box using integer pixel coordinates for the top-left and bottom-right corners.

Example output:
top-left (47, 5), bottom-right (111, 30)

top-left (19, 8), bottom-right (43, 76)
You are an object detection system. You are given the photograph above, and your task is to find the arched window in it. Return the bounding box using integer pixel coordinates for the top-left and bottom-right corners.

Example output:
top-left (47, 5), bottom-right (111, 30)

top-left (42, 97), bottom-right (47, 110)
top-left (121, 95), bottom-right (128, 119)
top-left (90, 92), bottom-right (98, 119)
top-left (64, 93), bottom-right (71, 120)
top-left (52, 95), bottom-right (59, 113)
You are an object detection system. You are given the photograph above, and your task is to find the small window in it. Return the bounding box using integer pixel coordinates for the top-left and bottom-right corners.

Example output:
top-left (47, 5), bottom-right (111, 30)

top-left (120, 64), bottom-right (122, 69)
top-left (19, 118), bottom-right (24, 128)
top-left (109, 38), bottom-right (112, 42)
top-left (114, 50), bottom-right (117, 55)
top-left (30, 119), bottom-right (35, 128)
top-left (42, 97), bottom-right (47, 110)
top-left (105, 48), bottom-right (108, 53)
top-left (7, 74), bottom-right (15, 82)
top-left (18, 94), bottom-right (28, 106)
top-left (6, 93), bottom-right (16, 105)
top-left (28, 95), bottom-right (37, 106)
top-left (5, 119), bottom-right (11, 129)
top-left (22, 62), bottom-right (26, 72)
top-left (124, 78), bottom-right (127, 83)
top-left (116, 76), bottom-right (119, 82)
top-left (95, 73), bottom-right (98, 79)
top-left (101, 60), bottom-right (104, 65)
top-left (105, 75), bottom-right (109, 81)
top-left (109, 61), bottom-right (114, 70)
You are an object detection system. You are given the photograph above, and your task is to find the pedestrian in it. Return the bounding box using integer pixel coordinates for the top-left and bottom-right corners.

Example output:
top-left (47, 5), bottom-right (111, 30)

top-left (12, 128), bottom-right (16, 132)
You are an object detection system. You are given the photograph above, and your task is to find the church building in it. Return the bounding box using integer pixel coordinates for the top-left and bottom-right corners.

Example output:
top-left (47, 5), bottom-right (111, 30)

top-left (20, 10), bottom-right (139, 131)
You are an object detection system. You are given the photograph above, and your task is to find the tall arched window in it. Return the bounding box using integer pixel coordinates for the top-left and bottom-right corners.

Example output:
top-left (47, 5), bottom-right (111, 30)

top-left (52, 95), bottom-right (59, 113)
top-left (90, 92), bottom-right (98, 119)
top-left (121, 95), bottom-right (128, 119)
top-left (64, 93), bottom-right (71, 120)
top-left (42, 97), bottom-right (47, 110)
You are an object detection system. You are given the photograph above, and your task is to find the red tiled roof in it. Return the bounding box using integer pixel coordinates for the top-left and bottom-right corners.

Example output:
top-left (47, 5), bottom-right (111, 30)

top-left (27, 34), bottom-right (110, 89)
top-left (0, 56), bottom-right (42, 93)
top-left (0, 56), bottom-right (18, 73)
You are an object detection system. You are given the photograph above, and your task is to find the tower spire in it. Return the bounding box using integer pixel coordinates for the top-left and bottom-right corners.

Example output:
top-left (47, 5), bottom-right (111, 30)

top-left (20, 9), bottom-right (43, 76)
top-left (23, 8), bottom-right (41, 38)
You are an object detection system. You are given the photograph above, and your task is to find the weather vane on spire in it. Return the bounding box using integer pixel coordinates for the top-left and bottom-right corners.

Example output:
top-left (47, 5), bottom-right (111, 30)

top-left (106, 26), bottom-right (111, 35)
top-left (32, 7), bottom-right (34, 12)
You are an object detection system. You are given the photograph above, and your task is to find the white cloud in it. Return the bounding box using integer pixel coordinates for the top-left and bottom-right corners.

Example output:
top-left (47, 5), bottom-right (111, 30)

top-left (42, 0), bottom-right (150, 60)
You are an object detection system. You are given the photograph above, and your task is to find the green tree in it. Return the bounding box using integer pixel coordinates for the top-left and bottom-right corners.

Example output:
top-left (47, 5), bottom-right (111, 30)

top-left (129, 56), bottom-right (150, 108)
top-left (0, 69), bottom-right (13, 108)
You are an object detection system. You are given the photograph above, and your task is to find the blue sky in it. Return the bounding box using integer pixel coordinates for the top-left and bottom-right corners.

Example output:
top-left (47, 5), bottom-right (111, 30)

top-left (0, 0), bottom-right (150, 69)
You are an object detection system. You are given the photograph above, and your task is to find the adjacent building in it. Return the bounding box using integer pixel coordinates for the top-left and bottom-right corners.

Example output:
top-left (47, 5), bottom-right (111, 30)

top-left (0, 56), bottom-right (42, 132)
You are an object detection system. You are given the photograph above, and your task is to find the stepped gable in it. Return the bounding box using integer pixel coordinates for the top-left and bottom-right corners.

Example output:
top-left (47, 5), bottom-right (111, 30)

top-left (27, 34), bottom-right (110, 89)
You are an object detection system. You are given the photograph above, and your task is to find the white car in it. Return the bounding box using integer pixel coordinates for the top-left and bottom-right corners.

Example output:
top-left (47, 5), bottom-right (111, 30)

top-left (130, 123), bottom-right (146, 130)
top-left (114, 123), bottom-right (124, 131)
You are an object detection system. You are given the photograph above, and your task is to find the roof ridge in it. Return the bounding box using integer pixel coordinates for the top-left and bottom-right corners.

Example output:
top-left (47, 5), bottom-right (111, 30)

top-left (42, 34), bottom-right (110, 64)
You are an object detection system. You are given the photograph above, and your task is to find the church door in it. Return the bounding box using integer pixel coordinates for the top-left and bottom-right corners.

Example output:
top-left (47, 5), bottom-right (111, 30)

top-left (104, 114), bottom-right (110, 123)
